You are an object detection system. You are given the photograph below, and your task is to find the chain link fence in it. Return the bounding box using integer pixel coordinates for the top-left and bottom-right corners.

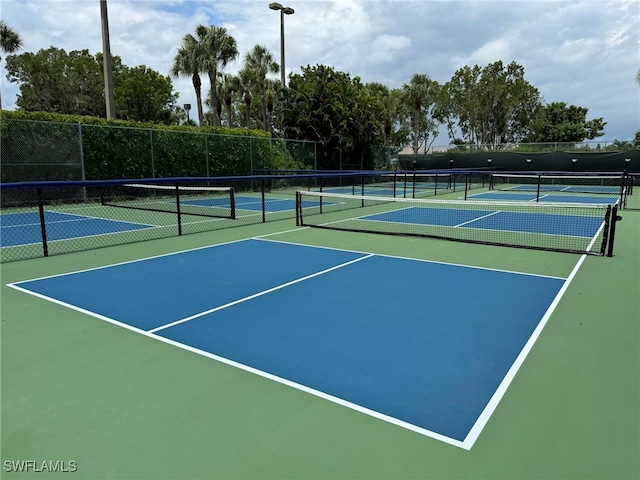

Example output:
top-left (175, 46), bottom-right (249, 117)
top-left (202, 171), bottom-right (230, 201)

top-left (1, 118), bottom-right (318, 182)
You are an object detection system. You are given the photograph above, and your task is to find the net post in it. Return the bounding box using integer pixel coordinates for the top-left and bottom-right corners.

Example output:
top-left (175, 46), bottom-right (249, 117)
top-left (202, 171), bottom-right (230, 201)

top-left (361, 175), bottom-right (365, 207)
top-left (620, 173), bottom-right (627, 209)
top-left (175, 184), bottom-right (182, 235)
top-left (261, 180), bottom-right (266, 223)
top-left (295, 191), bottom-right (300, 226)
top-left (37, 188), bottom-right (49, 257)
top-left (607, 205), bottom-right (621, 257)
top-left (412, 171), bottom-right (417, 198)
top-left (464, 173), bottom-right (469, 200)
top-left (536, 175), bottom-right (541, 202)
top-left (393, 171), bottom-right (397, 198)
top-left (599, 205), bottom-right (611, 255)
top-left (230, 187), bottom-right (236, 220)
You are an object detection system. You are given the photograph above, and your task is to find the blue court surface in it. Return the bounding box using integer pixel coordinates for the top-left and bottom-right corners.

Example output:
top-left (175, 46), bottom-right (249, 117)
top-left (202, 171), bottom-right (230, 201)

top-left (503, 184), bottom-right (621, 194)
top-left (321, 185), bottom-right (452, 197)
top-left (10, 238), bottom-right (567, 449)
top-left (360, 206), bottom-right (604, 237)
top-left (0, 211), bottom-right (152, 248)
top-left (467, 191), bottom-right (619, 204)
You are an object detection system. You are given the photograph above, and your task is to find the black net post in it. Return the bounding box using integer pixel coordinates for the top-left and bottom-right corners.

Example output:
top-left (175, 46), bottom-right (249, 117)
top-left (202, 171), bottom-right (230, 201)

top-left (393, 171), bottom-right (397, 198)
top-left (536, 175), bottom-right (542, 202)
top-left (412, 172), bottom-right (417, 198)
top-left (464, 174), bottom-right (469, 200)
top-left (607, 205), bottom-right (621, 257)
top-left (37, 188), bottom-right (49, 257)
top-left (261, 180), bottom-right (266, 223)
top-left (295, 191), bottom-right (300, 226)
top-left (599, 205), bottom-right (611, 255)
top-left (230, 188), bottom-right (236, 220)
top-left (175, 184), bottom-right (182, 235)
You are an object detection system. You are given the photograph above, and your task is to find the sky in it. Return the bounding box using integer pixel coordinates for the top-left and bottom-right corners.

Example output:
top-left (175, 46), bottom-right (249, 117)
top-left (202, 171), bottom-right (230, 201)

top-left (1, 0), bottom-right (638, 146)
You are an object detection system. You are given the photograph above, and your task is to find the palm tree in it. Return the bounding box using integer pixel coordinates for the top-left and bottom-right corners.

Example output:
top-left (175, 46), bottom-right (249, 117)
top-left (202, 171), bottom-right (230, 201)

top-left (403, 74), bottom-right (436, 155)
top-left (0, 20), bottom-right (23, 110)
top-left (264, 79), bottom-right (280, 134)
top-left (243, 45), bottom-right (279, 131)
top-left (196, 25), bottom-right (238, 127)
top-left (218, 72), bottom-right (237, 127)
top-left (237, 68), bottom-right (254, 130)
top-left (171, 37), bottom-right (205, 125)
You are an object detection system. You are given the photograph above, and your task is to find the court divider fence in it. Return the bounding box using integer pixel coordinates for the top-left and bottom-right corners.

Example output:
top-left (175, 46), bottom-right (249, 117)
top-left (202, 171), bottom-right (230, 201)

top-left (0, 170), bottom-right (630, 262)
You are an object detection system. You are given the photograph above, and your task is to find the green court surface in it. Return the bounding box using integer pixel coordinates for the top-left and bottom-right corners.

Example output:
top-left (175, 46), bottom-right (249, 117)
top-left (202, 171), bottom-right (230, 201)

top-left (1, 208), bottom-right (638, 479)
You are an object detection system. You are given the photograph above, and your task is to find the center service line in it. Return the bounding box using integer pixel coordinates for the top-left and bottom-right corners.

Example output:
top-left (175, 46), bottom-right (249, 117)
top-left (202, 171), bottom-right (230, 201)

top-left (148, 253), bottom-right (375, 334)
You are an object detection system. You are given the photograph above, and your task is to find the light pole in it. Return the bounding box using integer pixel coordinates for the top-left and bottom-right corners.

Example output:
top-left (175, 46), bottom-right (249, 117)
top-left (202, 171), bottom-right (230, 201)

top-left (100, 0), bottom-right (116, 119)
top-left (269, 2), bottom-right (294, 87)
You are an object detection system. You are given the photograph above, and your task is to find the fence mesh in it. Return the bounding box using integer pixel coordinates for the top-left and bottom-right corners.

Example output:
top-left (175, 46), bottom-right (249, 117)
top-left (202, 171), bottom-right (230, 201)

top-left (0, 119), bottom-right (318, 182)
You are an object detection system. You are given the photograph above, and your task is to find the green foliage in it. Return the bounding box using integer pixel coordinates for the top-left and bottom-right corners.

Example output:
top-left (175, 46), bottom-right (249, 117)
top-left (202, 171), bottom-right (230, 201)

top-left (5, 47), bottom-right (177, 123)
top-left (115, 65), bottom-right (178, 124)
top-left (402, 74), bottom-right (440, 154)
top-left (525, 102), bottom-right (606, 143)
top-left (0, 111), bottom-right (307, 181)
top-left (282, 64), bottom-right (383, 169)
top-left (6, 47), bottom-right (112, 116)
top-left (442, 61), bottom-right (541, 148)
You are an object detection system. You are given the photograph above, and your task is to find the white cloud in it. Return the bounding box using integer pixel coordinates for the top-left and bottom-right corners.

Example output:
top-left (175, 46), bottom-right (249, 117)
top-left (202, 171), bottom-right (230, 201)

top-left (1, 0), bottom-right (638, 142)
top-left (367, 34), bottom-right (412, 63)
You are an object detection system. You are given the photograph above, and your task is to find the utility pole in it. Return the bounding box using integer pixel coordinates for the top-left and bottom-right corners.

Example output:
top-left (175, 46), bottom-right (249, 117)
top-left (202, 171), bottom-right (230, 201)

top-left (100, 0), bottom-right (116, 119)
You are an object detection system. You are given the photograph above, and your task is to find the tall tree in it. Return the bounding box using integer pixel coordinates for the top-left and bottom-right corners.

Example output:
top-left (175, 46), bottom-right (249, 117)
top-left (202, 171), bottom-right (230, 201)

top-left (402, 74), bottom-right (439, 154)
top-left (6, 47), bottom-right (176, 122)
top-left (243, 44), bottom-right (279, 131)
top-left (282, 64), bottom-right (381, 169)
top-left (196, 25), bottom-right (238, 127)
top-left (171, 37), bottom-right (205, 125)
top-left (116, 65), bottom-right (178, 124)
top-left (0, 20), bottom-right (24, 109)
top-left (445, 61), bottom-right (541, 148)
top-left (217, 72), bottom-right (237, 127)
top-left (525, 102), bottom-right (606, 143)
top-left (365, 82), bottom-right (408, 149)
top-left (236, 68), bottom-right (254, 130)
top-left (6, 48), bottom-right (111, 115)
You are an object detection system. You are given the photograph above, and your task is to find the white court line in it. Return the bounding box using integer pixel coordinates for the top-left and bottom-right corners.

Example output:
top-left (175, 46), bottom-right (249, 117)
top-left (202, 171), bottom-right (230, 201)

top-left (461, 252), bottom-right (587, 450)
top-left (253, 237), bottom-right (567, 280)
top-left (453, 210), bottom-right (501, 228)
top-left (11, 277), bottom-right (471, 450)
top-left (6, 235), bottom-right (578, 450)
top-left (7, 237), bottom-right (255, 283)
top-left (148, 253), bottom-right (374, 333)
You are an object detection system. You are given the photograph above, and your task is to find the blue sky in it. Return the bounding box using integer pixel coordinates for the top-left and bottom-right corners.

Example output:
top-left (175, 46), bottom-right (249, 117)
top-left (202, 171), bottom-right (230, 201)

top-left (1, 0), bottom-right (638, 146)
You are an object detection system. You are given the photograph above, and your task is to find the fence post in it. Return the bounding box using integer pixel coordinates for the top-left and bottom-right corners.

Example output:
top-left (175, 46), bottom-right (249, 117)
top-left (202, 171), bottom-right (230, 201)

top-left (78, 123), bottom-right (87, 202)
top-left (37, 188), bottom-right (49, 257)
top-left (150, 130), bottom-right (156, 178)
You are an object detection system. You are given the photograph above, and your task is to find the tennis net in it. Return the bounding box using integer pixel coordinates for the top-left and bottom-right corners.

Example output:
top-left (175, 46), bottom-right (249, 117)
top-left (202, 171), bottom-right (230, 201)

top-left (326, 172), bottom-right (488, 199)
top-left (101, 183), bottom-right (236, 220)
top-left (490, 174), bottom-right (626, 197)
top-left (296, 190), bottom-right (618, 256)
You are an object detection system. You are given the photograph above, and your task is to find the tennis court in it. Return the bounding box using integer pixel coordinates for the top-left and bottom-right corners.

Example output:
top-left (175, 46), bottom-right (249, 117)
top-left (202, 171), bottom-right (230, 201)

top-left (9, 237), bottom-right (568, 449)
top-left (0, 211), bottom-right (154, 248)
top-left (1, 173), bottom-right (638, 479)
